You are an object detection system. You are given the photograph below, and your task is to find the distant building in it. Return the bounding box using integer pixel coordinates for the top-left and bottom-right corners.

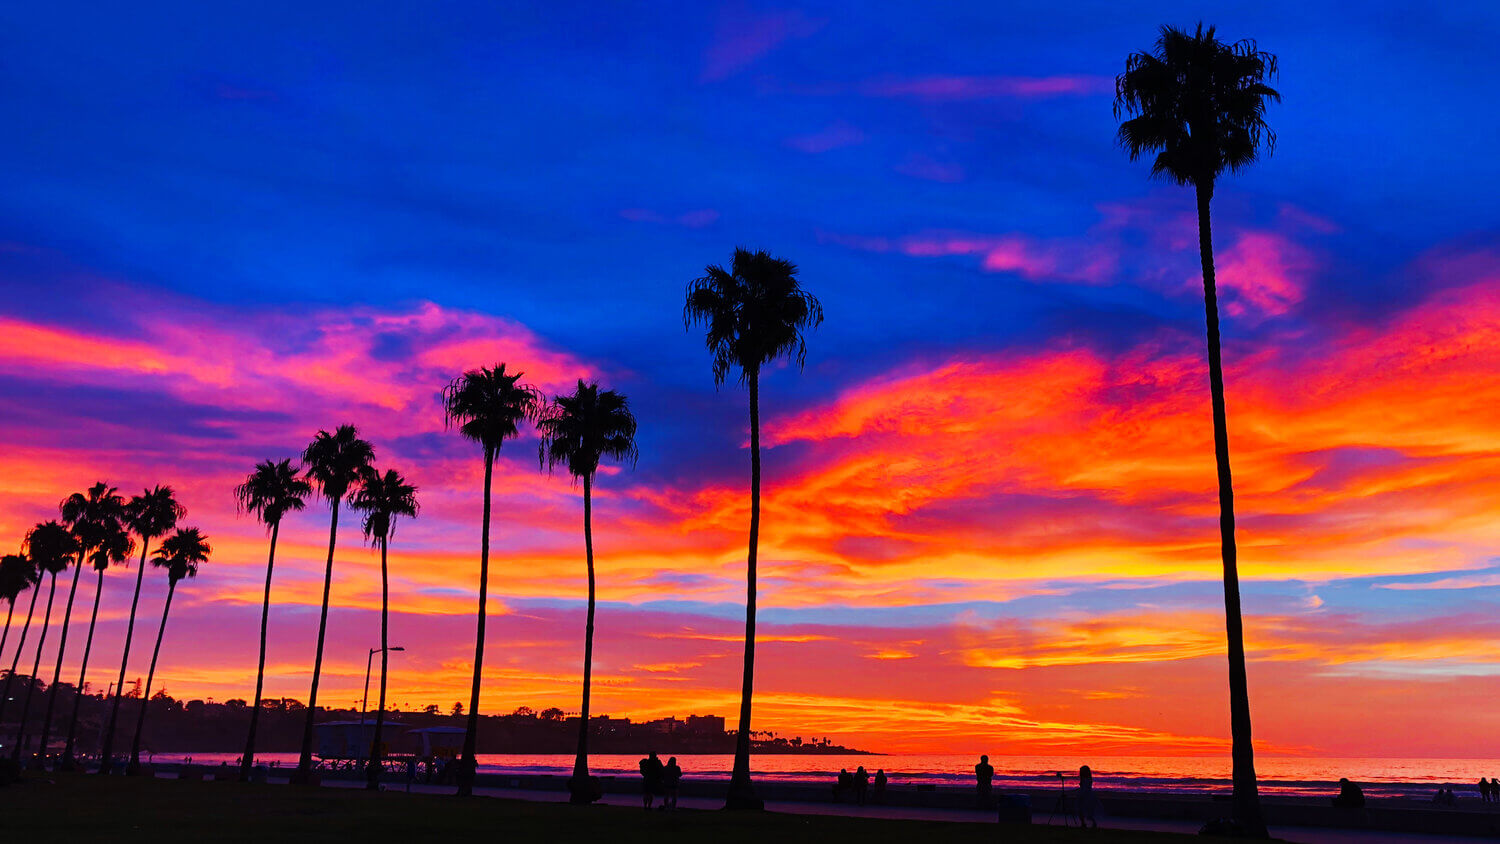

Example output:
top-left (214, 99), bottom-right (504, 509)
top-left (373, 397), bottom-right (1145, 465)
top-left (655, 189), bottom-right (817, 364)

top-left (685, 714), bottom-right (725, 734)
top-left (641, 716), bottom-right (681, 734)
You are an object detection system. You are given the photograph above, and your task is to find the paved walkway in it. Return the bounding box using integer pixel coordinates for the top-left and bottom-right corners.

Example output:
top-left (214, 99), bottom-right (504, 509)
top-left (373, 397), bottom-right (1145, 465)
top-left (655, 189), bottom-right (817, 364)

top-left (334, 779), bottom-right (1482, 844)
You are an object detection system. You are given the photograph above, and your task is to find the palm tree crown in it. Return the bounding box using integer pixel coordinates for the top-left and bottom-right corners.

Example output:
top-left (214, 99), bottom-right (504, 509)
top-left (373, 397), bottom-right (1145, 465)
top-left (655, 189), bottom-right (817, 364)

top-left (350, 468), bottom-right (420, 544)
top-left (236, 459), bottom-right (313, 529)
top-left (302, 426), bottom-right (377, 502)
top-left (684, 248), bottom-right (824, 385)
top-left (152, 528), bottom-right (211, 584)
top-left (538, 381), bottom-right (639, 481)
top-left (87, 521), bottom-right (135, 573)
top-left (25, 522), bottom-right (80, 577)
top-left (125, 485), bottom-right (186, 546)
top-left (1114, 23), bottom-right (1280, 188)
top-left (0, 553), bottom-right (36, 603)
top-left (443, 364), bottom-right (542, 452)
top-left (61, 482), bottom-right (127, 555)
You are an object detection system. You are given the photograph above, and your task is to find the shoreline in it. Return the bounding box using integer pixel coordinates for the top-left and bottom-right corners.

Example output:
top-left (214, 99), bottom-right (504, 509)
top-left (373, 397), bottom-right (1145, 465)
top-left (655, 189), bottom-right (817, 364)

top-left (144, 761), bottom-right (1500, 839)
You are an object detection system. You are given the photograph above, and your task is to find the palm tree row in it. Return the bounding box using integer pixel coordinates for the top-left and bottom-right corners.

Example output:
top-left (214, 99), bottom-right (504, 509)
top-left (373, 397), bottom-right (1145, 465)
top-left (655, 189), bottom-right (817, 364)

top-left (1, 23), bottom-right (1275, 832)
top-left (0, 484), bottom-right (209, 777)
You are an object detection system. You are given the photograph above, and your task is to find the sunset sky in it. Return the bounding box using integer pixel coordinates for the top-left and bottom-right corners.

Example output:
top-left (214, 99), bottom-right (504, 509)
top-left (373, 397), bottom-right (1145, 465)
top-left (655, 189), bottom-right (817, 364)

top-left (3, 2), bottom-right (1500, 759)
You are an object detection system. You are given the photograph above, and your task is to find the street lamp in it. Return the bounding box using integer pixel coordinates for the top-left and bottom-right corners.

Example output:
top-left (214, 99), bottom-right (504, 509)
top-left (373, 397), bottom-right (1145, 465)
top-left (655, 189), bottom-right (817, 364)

top-left (360, 646), bottom-right (405, 729)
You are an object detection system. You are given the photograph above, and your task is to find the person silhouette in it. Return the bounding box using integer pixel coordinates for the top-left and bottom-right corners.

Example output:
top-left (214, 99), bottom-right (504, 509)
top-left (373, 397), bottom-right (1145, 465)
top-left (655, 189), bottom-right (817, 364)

top-left (834, 767), bottom-right (853, 802)
top-left (1077, 765), bottom-right (1100, 828)
top-left (975, 755), bottom-right (994, 805)
top-left (639, 751), bottom-right (664, 810)
top-left (873, 768), bottom-right (888, 805)
top-left (1480, 777), bottom-right (1492, 803)
top-left (1332, 777), bottom-right (1365, 808)
top-left (664, 756), bottom-right (682, 810)
top-left (854, 765), bottom-right (870, 806)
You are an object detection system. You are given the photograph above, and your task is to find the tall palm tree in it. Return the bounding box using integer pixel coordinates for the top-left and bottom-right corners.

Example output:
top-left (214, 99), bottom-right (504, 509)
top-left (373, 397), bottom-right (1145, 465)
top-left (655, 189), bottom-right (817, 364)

top-left (443, 364), bottom-right (540, 797)
top-left (100, 486), bottom-right (184, 774)
top-left (234, 458), bottom-right (312, 782)
top-left (61, 519), bottom-right (134, 768)
top-left (127, 527), bottom-right (209, 774)
top-left (349, 466), bottom-right (419, 791)
top-left (11, 521), bottom-right (79, 763)
top-left (1115, 23), bottom-right (1279, 838)
top-left (0, 552), bottom-right (40, 728)
top-left (293, 425), bottom-right (376, 784)
top-left (684, 248), bottom-right (822, 809)
top-left (39, 483), bottom-right (126, 769)
top-left (537, 380), bottom-right (638, 804)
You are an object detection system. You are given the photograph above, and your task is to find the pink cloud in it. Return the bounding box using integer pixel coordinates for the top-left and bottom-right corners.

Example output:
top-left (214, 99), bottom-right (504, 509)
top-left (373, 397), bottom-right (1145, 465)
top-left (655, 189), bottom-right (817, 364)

top-left (861, 74), bottom-right (1114, 101)
top-left (1211, 231), bottom-right (1315, 316)
top-left (785, 121), bottom-right (866, 153)
top-left (700, 6), bottom-right (824, 82)
top-left (895, 153), bottom-right (965, 183)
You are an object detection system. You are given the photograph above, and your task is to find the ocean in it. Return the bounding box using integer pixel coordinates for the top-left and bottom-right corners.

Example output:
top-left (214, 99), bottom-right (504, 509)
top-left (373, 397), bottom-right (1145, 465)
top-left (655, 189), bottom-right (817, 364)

top-left (151, 753), bottom-right (1499, 801)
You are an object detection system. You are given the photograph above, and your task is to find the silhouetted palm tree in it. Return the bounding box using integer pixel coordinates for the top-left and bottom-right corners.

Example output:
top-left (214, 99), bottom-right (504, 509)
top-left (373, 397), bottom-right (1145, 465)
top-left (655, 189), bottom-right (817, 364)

top-left (537, 380), bottom-right (638, 804)
top-left (38, 483), bottom-right (126, 769)
top-left (234, 458), bottom-right (312, 781)
top-left (293, 425), bottom-right (376, 784)
top-left (12, 521), bottom-right (79, 763)
top-left (1116, 23), bottom-right (1279, 838)
top-left (0, 552), bottom-right (40, 728)
top-left (100, 485), bottom-right (185, 774)
top-left (127, 527), bottom-right (210, 774)
top-left (62, 518), bottom-right (134, 767)
top-left (684, 248), bottom-right (822, 809)
top-left (349, 466), bottom-right (419, 791)
top-left (443, 364), bottom-right (540, 797)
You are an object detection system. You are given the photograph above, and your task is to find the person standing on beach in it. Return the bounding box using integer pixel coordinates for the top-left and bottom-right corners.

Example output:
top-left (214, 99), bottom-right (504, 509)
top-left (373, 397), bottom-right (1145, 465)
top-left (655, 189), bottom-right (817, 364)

top-left (1077, 765), bottom-right (1100, 829)
top-left (975, 755), bottom-right (994, 805)
top-left (873, 769), bottom-right (887, 805)
top-left (663, 756), bottom-right (682, 810)
top-left (639, 751), bottom-right (664, 810)
top-left (854, 765), bottom-right (870, 806)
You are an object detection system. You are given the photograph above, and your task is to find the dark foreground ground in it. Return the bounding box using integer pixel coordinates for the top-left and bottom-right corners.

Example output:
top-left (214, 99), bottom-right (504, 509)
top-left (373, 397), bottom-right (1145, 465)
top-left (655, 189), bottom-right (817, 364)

top-left (2, 773), bottom-right (1191, 843)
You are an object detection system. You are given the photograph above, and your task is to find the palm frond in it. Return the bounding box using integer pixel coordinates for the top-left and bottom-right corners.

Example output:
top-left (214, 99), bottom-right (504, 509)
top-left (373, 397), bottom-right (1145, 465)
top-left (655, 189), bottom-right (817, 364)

top-left (684, 248), bottom-right (823, 387)
top-left (537, 380), bottom-right (640, 483)
top-left (442, 363), bottom-right (543, 454)
top-left (302, 425), bottom-right (377, 502)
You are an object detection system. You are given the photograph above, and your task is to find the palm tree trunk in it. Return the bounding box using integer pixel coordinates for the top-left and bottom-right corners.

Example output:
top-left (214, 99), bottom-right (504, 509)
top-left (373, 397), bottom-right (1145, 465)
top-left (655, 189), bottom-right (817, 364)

top-left (568, 473), bottom-right (597, 804)
top-left (127, 580), bottom-right (175, 774)
top-left (99, 540), bottom-right (152, 773)
top-left (36, 556), bottom-right (86, 769)
top-left (61, 566), bottom-right (106, 767)
top-left (0, 600), bottom-right (14, 669)
top-left (366, 535), bottom-right (390, 791)
top-left (13, 572), bottom-right (58, 763)
top-left (458, 448), bottom-right (494, 798)
top-left (0, 584), bottom-right (41, 727)
top-left (726, 370), bottom-right (763, 810)
top-left (1196, 180), bottom-right (1267, 838)
top-left (241, 520), bottom-right (280, 782)
top-left (295, 501), bottom-right (341, 784)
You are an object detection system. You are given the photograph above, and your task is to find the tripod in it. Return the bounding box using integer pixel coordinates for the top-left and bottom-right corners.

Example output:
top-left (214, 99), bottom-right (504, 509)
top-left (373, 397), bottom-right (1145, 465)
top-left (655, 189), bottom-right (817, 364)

top-left (1046, 772), bottom-right (1077, 826)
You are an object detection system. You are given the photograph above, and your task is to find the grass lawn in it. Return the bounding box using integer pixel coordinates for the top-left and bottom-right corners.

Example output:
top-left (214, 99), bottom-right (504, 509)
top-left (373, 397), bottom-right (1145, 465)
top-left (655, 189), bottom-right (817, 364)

top-left (0, 773), bottom-right (1199, 843)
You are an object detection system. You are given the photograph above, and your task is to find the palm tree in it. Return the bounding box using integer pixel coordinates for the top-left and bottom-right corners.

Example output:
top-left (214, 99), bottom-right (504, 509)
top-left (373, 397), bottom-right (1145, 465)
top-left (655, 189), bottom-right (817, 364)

top-left (442, 364), bottom-right (540, 797)
top-left (293, 425), bottom-right (376, 784)
top-left (234, 458), bottom-right (312, 782)
top-left (1115, 23), bottom-right (1279, 838)
top-left (127, 527), bottom-right (210, 774)
top-left (61, 519), bottom-right (134, 768)
top-left (39, 483), bottom-right (126, 769)
top-left (349, 467), bottom-right (419, 791)
top-left (100, 486), bottom-right (185, 774)
top-left (537, 380), bottom-right (638, 804)
top-left (0, 552), bottom-right (40, 728)
top-left (684, 248), bottom-right (822, 809)
top-left (11, 521), bottom-right (80, 763)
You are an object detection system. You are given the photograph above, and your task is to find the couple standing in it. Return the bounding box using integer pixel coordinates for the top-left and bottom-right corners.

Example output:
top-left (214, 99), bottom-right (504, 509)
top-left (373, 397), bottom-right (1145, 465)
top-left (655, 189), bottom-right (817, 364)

top-left (639, 752), bottom-right (682, 809)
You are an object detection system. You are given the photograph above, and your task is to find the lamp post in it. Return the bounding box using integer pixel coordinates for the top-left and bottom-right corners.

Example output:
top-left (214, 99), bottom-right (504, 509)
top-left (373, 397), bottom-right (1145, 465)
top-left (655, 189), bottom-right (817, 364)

top-left (360, 646), bottom-right (405, 729)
